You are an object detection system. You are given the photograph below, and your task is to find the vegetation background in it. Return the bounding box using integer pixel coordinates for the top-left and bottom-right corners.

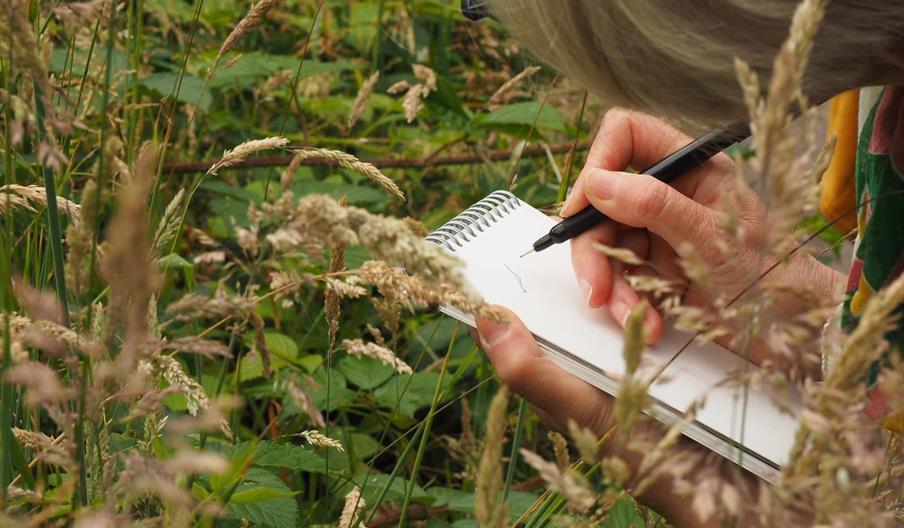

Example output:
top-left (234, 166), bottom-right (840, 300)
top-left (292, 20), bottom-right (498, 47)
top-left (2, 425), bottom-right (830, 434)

top-left (2, 0), bottom-right (898, 527)
top-left (0, 0), bottom-right (646, 526)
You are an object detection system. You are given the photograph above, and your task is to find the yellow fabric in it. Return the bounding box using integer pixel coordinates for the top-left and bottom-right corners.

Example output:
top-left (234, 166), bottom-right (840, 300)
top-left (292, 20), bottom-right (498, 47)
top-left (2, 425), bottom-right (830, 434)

top-left (819, 89), bottom-right (859, 234)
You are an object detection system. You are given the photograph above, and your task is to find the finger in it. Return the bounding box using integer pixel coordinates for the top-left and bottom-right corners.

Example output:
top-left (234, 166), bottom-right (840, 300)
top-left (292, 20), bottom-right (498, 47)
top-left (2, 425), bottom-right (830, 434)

top-left (561, 108), bottom-right (695, 216)
top-left (583, 168), bottom-right (720, 259)
top-left (570, 221), bottom-right (618, 308)
top-left (476, 306), bottom-right (615, 434)
top-left (606, 263), bottom-right (664, 344)
top-left (614, 228), bottom-right (652, 262)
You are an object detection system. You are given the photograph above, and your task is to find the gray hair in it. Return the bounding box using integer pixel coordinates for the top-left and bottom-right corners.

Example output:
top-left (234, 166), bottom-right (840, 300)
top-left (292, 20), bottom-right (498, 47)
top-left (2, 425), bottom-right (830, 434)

top-left (487, 1), bottom-right (904, 130)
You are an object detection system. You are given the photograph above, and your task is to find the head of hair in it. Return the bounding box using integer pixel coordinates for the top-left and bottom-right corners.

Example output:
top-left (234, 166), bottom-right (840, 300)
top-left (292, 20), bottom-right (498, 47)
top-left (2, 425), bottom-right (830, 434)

top-left (487, 0), bottom-right (904, 131)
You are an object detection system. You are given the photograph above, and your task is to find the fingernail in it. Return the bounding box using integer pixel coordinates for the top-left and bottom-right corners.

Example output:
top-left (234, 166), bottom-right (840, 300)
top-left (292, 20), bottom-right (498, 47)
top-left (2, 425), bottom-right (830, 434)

top-left (477, 319), bottom-right (512, 349)
top-left (610, 301), bottom-right (630, 327)
top-left (587, 169), bottom-right (618, 201)
top-left (579, 278), bottom-right (593, 307)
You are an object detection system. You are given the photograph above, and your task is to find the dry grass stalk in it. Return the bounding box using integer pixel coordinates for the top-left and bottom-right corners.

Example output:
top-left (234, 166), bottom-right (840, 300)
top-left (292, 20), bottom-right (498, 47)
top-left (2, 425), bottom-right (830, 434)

top-left (347, 71), bottom-right (380, 131)
top-left (549, 431), bottom-right (571, 471)
top-left (475, 385), bottom-right (509, 528)
top-left (300, 430), bottom-right (344, 452)
top-left (342, 338), bottom-right (412, 375)
top-left (616, 301), bottom-right (649, 436)
top-left (65, 180), bottom-right (98, 296)
top-left (0, 184), bottom-right (81, 224)
top-left (100, 142), bottom-right (161, 369)
top-left (520, 448), bottom-right (595, 514)
top-left (12, 427), bottom-right (73, 469)
top-left (592, 243), bottom-right (644, 267)
top-left (387, 64), bottom-right (437, 123)
top-left (206, 136), bottom-right (289, 176)
top-left (154, 188), bottom-right (186, 251)
top-left (326, 204), bottom-right (348, 347)
top-left (284, 148), bottom-right (404, 201)
top-left (216, 0), bottom-right (283, 62)
top-left (339, 486), bottom-right (367, 528)
top-left (354, 260), bottom-right (498, 322)
top-left (489, 65), bottom-right (541, 105)
top-left (567, 420), bottom-right (601, 465)
top-left (159, 336), bottom-right (233, 359)
top-left (284, 376), bottom-right (326, 428)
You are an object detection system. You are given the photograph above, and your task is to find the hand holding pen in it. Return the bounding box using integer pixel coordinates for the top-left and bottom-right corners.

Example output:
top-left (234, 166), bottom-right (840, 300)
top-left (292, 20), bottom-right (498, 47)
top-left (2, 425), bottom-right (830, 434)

top-left (537, 109), bottom-right (775, 345)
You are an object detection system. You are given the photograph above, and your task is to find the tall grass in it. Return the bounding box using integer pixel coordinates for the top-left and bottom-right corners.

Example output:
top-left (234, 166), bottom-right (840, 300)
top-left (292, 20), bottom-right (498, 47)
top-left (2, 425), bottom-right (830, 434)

top-left (0, 1), bottom-right (901, 527)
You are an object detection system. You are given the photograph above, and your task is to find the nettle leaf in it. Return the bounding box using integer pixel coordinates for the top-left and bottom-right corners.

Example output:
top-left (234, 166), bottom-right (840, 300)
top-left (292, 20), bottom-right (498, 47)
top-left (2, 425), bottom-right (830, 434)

top-left (338, 355), bottom-right (396, 390)
top-left (309, 368), bottom-right (356, 411)
top-left (227, 468), bottom-right (300, 528)
top-left (249, 441), bottom-right (348, 475)
top-left (140, 72), bottom-right (212, 111)
top-left (239, 332), bottom-right (299, 382)
top-left (373, 371), bottom-right (451, 415)
top-left (207, 52), bottom-right (357, 90)
top-left (475, 101), bottom-right (567, 138)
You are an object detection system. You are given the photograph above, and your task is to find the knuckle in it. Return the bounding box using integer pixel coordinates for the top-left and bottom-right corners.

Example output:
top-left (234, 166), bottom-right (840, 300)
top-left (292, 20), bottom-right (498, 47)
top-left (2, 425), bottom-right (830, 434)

top-left (634, 181), bottom-right (671, 220)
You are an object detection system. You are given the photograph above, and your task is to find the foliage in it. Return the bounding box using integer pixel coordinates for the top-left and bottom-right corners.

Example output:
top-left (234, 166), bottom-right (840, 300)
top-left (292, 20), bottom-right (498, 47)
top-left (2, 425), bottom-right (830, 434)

top-left (1, 1), bottom-right (901, 527)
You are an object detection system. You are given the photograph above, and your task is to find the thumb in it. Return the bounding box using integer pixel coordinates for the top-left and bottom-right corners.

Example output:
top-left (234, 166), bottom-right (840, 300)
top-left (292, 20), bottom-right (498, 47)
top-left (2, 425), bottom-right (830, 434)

top-left (476, 306), bottom-right (615, 433)
top-left (583, 168), bottom-right (718, 255)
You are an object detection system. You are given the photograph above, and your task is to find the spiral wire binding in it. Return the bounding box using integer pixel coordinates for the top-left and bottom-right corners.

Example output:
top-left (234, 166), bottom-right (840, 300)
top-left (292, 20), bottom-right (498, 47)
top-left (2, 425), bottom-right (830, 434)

top-left (425, 190), bottom-right (522, 250)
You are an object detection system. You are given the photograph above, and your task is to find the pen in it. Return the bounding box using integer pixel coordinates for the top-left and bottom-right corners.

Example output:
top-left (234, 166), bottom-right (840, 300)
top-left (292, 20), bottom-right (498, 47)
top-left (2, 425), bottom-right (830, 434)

top-left (521, 122), bottom-right (751, 257)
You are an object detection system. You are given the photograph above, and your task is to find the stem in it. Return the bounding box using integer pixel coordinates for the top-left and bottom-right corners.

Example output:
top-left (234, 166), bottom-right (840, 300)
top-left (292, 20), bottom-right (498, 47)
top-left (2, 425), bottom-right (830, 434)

top-left (503, 397), bottom-right (528, 501)
top-left (397, 325), bottom-right (457, 527)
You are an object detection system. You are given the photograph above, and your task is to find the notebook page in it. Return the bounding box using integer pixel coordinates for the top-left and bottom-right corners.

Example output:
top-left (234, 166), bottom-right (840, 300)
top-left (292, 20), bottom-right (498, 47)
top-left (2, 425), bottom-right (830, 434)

top-left (443, 194), bottom-right (799, 469)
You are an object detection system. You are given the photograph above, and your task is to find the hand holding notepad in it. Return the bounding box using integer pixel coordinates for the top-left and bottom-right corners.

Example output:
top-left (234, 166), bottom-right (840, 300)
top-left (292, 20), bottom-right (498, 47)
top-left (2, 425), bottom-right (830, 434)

top-left (427, 191), bottom-right (800, 482)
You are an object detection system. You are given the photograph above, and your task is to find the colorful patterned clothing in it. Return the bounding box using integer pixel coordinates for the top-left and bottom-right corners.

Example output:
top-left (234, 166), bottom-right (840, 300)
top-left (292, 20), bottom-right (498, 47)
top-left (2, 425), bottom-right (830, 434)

top-left (839, 86), bottom-right (904, 432)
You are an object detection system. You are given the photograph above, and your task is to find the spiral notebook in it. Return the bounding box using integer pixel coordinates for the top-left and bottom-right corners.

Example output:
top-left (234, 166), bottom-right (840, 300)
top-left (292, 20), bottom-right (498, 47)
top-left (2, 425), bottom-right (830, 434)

top-left (427, 191), bottom-right (800, 482)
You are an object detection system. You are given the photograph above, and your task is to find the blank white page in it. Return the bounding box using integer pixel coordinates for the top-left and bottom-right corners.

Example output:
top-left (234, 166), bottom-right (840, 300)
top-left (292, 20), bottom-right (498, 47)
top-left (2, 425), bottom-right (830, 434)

top-left (430, 192), bottom-right (799, 477)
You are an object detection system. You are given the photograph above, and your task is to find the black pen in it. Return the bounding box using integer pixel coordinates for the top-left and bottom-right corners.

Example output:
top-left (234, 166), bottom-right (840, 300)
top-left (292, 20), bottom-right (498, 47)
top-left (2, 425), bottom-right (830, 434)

top-left (521, 122), bottom-right (751, 257)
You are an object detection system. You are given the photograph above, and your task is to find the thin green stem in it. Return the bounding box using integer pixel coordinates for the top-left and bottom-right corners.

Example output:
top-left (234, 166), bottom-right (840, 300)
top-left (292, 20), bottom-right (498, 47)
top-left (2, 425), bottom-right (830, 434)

top-left (397, 324), bottom-right (457, 527)
top-left (503, 397), bottom-right (528, 502)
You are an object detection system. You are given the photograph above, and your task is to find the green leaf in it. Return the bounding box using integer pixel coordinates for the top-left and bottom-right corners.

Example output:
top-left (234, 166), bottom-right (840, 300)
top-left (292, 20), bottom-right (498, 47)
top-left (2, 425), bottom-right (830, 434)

top-left (140, 72), bottom-right (212, 111)
top-left (603, 496), bottom-right (644, 528)
top-left (156, 253), bottom-right (193, 270)
top-left (207, 53), bottom-right (356, 90)
top-left (338, 355), bottom-right (396, 390)
top-left (475, 101), bottom-right (567, 137)
top-left (249, 441), bottom-right (346, 474)
top-left (373, 371), bottom-right (450, 415)
top-left (309, 368), bottom-right (356, 411)
top-left (230, 486), bottom-right (294, 503)
top-left (227, 468), bottom-right (300, 528)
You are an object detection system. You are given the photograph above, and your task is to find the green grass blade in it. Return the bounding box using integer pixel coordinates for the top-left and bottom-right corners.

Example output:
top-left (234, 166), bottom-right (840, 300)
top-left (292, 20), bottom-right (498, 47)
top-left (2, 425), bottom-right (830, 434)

top-left (396, 324), bottom-right (458, 527)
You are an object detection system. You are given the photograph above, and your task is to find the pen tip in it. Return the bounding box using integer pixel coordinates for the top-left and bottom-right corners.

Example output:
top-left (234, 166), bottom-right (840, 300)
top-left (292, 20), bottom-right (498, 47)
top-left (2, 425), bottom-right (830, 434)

top-left (519, 248), bottom-right (534, 258)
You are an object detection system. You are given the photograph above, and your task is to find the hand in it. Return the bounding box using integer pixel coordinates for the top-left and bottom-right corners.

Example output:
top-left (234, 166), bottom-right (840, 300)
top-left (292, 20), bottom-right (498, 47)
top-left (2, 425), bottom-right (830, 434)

top-left (561, 109), bottom-right (843, 363)
top-left (475, 306), bottom-right (751, 528)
